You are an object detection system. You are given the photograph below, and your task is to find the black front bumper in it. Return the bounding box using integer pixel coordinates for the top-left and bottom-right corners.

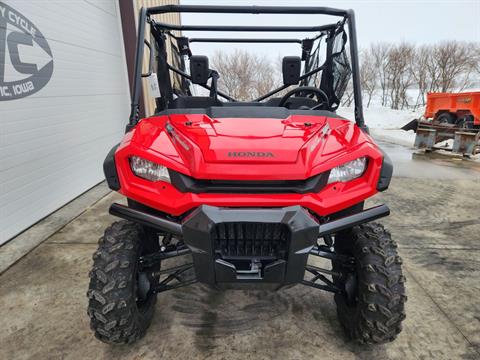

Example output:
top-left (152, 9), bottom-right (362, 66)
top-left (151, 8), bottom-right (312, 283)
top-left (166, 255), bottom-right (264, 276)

top-left (182, 205), bottom-right (319, 286)
top-left (110, 203), bottom-right (390, 287)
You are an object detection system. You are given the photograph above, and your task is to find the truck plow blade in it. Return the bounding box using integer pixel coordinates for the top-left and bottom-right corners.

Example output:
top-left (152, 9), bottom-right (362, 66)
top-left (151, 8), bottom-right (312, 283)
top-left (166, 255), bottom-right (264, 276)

top-left (401, 119), bottom-right (418, 132)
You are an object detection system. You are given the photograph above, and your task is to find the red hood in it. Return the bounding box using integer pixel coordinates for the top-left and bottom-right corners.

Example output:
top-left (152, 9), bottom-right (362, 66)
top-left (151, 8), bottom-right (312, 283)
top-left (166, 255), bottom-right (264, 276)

top-left (169, 114), bottom-right (325, 164)
top-left (127, 112), bottom-right (376, 180)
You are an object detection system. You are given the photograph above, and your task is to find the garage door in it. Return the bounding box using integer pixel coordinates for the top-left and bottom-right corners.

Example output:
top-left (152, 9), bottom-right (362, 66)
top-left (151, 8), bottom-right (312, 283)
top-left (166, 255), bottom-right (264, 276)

top-left (0, 1), bottom-right (130, 244)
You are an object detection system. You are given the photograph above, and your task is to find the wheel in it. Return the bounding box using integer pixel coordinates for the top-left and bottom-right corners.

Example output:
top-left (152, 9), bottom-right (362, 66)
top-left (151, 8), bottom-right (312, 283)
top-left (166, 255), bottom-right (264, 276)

top-left (456, 115), bottom-right (474, 129)
top-left (332, 223), bottom-right (406, 344)
top-left (436, 112), bottom-right (456, 125)
top-left (87, 221), bottom-right (160, 344)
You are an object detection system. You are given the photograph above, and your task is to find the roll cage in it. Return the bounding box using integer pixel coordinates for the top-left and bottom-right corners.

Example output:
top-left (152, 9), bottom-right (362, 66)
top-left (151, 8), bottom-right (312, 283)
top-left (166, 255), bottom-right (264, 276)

top-left (128, 5), bottom-right (365, 131)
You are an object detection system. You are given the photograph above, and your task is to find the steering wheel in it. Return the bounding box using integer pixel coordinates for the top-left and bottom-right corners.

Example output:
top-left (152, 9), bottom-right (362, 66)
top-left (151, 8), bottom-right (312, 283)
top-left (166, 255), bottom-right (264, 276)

top-left (278, 86), bottom-right (330, 110)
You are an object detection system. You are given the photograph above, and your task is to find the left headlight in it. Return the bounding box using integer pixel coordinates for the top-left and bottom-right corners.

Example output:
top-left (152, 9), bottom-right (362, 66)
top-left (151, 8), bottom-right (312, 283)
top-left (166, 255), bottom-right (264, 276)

top-left (328, 157), bottom-right (367, 184)
top-left (129, 156), bottom-right (171, 183)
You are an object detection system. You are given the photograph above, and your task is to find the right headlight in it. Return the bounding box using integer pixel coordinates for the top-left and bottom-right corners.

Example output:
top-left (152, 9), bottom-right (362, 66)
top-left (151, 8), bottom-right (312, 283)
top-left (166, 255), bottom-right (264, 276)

top-left (129, 156), bottom-right (171, 183)
top-left (327, 157), bottom-right (367, 184)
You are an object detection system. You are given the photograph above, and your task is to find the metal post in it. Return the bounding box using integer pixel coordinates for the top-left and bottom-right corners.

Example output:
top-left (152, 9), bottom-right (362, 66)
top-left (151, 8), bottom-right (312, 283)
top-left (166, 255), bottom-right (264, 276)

top-left (128, 7), bottom-right (147, 131)
top-left (346, 10), bottom-right (365, 130)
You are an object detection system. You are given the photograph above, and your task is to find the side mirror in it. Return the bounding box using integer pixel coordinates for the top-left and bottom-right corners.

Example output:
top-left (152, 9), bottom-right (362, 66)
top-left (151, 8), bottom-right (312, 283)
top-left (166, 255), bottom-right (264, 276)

top-left (190, 55), bottom-right (210, 84)
top-left (282, 56), bottom-right (301, 85)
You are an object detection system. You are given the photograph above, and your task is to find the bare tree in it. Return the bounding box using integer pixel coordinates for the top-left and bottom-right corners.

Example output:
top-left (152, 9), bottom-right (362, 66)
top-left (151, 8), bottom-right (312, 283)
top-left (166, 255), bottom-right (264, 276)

top-left (473, 43), bottom-right (480, 75)
top-left (211, 50), bottom-right (277, 100)
top-left (386, 43), bottom-right (415, 109)
top-left (370, 43), bottom-right (391, 106)
top-left (253, 57), bottom-right (277, 98)
top-left (359, 49), bottom-right (376, 107)
top-left (411, 46), bottom-right (430, 109)
top-left (340, 80), bottom-right (354, 107)
top-left (432, 41), bottom-right (474, 92)
top-left (211, 41), bottom-right (480, 110)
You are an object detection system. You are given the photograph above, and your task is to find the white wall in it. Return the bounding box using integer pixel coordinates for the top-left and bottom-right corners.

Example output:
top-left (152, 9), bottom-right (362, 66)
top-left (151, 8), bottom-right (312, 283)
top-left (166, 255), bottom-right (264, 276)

top-left (0, 0), bottom-right (130, 244)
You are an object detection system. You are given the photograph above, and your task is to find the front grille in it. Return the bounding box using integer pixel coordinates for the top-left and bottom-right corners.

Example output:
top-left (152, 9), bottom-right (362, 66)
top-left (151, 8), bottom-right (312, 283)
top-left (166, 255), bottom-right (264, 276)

top-left (213, 222), bottom-right (289, 260)
top-left (169, 170), bottom-right (330, 194)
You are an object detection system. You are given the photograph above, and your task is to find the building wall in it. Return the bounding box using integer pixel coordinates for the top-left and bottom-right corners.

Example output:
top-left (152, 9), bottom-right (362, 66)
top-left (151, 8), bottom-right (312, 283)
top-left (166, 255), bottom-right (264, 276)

top-left (0, 0), bottom-right (130, 244)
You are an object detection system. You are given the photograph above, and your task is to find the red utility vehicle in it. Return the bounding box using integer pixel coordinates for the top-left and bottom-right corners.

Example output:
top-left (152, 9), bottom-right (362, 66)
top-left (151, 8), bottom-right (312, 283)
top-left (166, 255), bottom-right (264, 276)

top-left (87, 5), bottom-right (405, 346)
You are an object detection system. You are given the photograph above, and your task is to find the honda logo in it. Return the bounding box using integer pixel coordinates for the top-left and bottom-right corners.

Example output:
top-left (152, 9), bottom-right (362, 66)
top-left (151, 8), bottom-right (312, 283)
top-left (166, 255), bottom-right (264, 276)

top-left (228, 152), bottom-right (275, 158)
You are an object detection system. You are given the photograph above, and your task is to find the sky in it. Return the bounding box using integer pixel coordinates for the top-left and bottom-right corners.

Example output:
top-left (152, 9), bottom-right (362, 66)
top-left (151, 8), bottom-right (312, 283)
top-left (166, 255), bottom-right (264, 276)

top-left (179, 0), bottom-right (480, 60)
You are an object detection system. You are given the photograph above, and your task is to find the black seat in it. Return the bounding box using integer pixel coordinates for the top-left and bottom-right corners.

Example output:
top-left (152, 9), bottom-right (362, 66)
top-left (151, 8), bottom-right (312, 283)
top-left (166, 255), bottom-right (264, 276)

top-left (169, 96), bottom-right (223, 109)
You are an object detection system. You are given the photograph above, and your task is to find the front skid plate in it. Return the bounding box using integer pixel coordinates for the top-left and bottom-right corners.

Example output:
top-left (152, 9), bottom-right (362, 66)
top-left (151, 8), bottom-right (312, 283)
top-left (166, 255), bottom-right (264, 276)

top-left (182, 205), bottom-right (319, 286)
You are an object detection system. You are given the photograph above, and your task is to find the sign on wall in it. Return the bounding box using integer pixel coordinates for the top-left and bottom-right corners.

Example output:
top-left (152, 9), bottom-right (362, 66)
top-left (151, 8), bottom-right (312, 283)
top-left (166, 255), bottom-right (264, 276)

top-left (0, 1), bottom-right (53, 100)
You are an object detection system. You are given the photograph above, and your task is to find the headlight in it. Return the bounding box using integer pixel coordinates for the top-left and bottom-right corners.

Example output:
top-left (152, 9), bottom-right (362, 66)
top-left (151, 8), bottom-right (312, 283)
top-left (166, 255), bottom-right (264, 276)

top-left (129, 156), bottom-right (171, 183)
top-left (328, 157), bottom-right (367, 184)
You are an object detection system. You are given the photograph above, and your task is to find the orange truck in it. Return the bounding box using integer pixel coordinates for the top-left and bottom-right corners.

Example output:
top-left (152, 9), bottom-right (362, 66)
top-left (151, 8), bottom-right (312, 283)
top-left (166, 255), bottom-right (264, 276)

top-left (403, 91), bottom-right (480, 155)
top-left (424, 91), bottom-right (480, 128)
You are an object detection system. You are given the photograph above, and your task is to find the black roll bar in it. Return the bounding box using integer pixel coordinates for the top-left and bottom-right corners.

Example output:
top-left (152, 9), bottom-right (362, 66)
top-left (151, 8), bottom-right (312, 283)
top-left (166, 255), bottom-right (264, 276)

top-left (345, 10), bottom-right (365, 129)
top-left (154, 22), bottom-right (337, 33)
top-left (147, 5), bottom-right (348, 17)
top-left (129, 6), bottom-right (147, 128)
top-left (128, 5), bottom-right (365, 130)
top-left (189, 38), bottom-right (303, 44)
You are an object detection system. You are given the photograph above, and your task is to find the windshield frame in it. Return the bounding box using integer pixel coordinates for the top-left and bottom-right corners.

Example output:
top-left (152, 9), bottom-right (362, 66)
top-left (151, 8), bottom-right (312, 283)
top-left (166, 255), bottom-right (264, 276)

top-left (128, 5), bottom-right (365, 131)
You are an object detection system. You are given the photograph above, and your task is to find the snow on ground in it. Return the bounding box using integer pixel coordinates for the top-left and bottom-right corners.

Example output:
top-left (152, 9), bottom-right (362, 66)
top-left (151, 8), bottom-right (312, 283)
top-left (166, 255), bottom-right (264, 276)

top-left (337, 106), bottom-right (421, 147)
top-left (337, 106), bottom-right (479, 160)
top-left (369, 129), bottom-right (417, 148)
